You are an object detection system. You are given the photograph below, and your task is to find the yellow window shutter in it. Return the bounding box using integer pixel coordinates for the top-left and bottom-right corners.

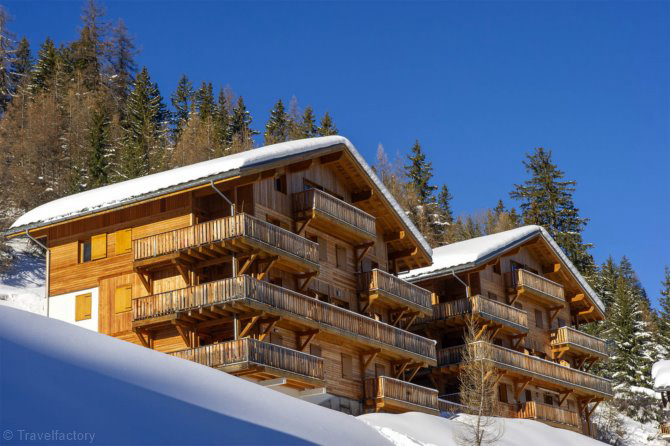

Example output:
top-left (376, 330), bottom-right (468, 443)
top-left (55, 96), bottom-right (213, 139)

top-left (115, 228), bottom-right (132, 254)
top-left (91, 233), bottom-right (107, 260)
top-left (114, 285), bottom-right (132, 313)
top-left (75, 293), bottom-right (92, 321)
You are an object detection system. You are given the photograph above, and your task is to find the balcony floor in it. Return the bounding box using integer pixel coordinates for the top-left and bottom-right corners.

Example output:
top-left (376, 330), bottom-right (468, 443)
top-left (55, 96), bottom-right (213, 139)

top-left (220, 361), bottom-right (325, 390)
top-left (365, 396), bottom-right (440, 415)
top-left (295, 208), bottom-right (376, 245)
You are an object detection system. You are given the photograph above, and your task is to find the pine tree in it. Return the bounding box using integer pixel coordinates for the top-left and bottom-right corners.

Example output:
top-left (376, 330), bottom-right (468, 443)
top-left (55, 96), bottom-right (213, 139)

top-left (300, 106), bottom-right (317, 138)
top-left (437, 184), bottom-right (454, 224)
top-left (86, 104), bottom-right (110, 188)
top-left (11, 37), bottom-right (31, 90)
top-left (108, 19), bottom-right (136, 104)
top-left (230, 96), bottom-right (256, 151)
top-left (213, 87), bottom-right (231, 153)
top-left (170, 74), bottom-right (193, 136)
top-left (29, 38), bottom-right (57, 94)
top-left (658, 267), bottom-right (670, 351)
top-left (510, 147), bottom-right (594, 275)
top-left (118, 67), bottom-right (167, 179)
top-left (405, 140), bottom-right (437, 205)
top-left (317, 111), bottom-right (337, 136)
top-left (195, 81), bottom-right (214, 119)
top-left (264, 98), bottom-right (289, 144)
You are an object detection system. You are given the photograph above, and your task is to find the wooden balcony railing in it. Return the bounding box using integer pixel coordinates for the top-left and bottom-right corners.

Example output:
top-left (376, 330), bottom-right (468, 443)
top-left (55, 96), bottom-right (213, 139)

top-left (365, 376), bottom-right (438, 411)
top-left (551, 326), bottom-right (609, 358)
top-left (438, 342), bottom-right (613, 397)
top-left (292, 188), bottom-right (376, 238)
top-left (661, 422), bottom-right (670, 437)
top-left (518, 401), bottom-right (580, 428)
top-left (424, 295), bottom-right (528, 331)
top-left (438, 398), bottom-right (468, 414)
top-left (133, 275), bottom-right (436, 362)
top-left (358, 269), bottom-right (432, 313)
top-left (132, 213), bottom-right (319, 265)
top-left (507, 269), bottom-right (565, 305)
top-left (170, 338), bottom-right (324, 381)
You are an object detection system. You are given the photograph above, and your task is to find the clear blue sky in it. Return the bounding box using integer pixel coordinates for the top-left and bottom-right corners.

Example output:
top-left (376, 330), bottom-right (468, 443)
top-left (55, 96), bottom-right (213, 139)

top-left (7, 1), bottom-right (669, 306)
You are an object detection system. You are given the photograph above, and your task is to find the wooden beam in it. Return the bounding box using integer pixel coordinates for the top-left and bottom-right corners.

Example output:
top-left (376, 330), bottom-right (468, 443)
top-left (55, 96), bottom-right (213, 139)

top-left (257, 256), bottom-right (278, 281)
top-left (492, 371), bottom-right (506, 387)
top-left (511, 333), bottom-right (527, 350)
top-left (351, 188), bottom-right (373, 203)
top-left (173, 322), bottom-right (191, 348)
top-left (569, 293), bottom-right (585, 304)
top-left (513, 378), bottom-right (532, 401)
top-left (383, 230), bottom-right (405, 243)
top-left (362, 349), bottom-right (381, 370)
top-left (558, 390), bottom-right (573, 406)
top-left (298, 329), bottom-right (319, 351)
top-left (295, 216), bottom-right (313, 236)
top-left (355, 242), bottom-right (375, 265)
top-left (239, 315), bottom-right (261, 338)
top-left (393, 359), bottom-right (412, 378)
top-left (194, 254), bottom-right (234, 270)
top-left (258, 317), bottom-right (280, 341)
top-left (260, 168), bottom-right (276, 179)
top-left (474, 323), bottom-right (490, 341)
top-left (238, 252), bottom-right (258, 276)
top-left (135, 269), bottom-right (152, 293)
top-left (577, 305), bottom-right (595, 317)
top-left (404, 312), bottom-right (419, 330)
top-left (547, 305), bottom-right (563, 325)
top-left (287, 159), bottom-right (312, 172)
top-left (391, 307), bottom-right (409, 327)
top-left (360, 295), bottom-right (377, 314)
top-left (296, 271), bottom-right (318, 292)
top-left (134, 329), bottom-right (150, 348)
top-left (173, 260), bottom-right (190, 285)
top-left (542, 263), bottom-right (561, 275)
top-left (407, 363), bottom-right (423, 382)
top-left (187, 248), bottom-right (207, 261)
top-left (551, 346), bottom-right (569, 359)
top-left (319, 151), bottom-right (343, 165)
top-left (388, 246), bottom-right (418, 261)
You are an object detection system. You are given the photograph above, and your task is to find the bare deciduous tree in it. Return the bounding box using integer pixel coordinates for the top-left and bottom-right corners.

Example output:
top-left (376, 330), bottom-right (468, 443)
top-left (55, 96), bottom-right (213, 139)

top-left (455, 314), bottom-right (504, 446)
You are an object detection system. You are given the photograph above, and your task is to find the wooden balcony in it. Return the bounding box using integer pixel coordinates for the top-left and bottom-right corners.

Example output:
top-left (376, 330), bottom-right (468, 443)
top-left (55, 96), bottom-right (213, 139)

top-left (418, 295), bottom-right (528, 334)
top-left (292, 188), bottom-right (376, 243)
top-left (437, 342), bottom-right (613, 398)
top-left (661, 422), bottom-right (670, 439)
top-left (132, 275), bottom-right (436, 365)
top-left (518, 401), bottom-right (581, 430)
top-left (358, 269), bottom-right (432, 316)
top-left (506, 269), bottom-right (565, 307)
top-left (550, 326), bottom-right (609, 360)
top-left (364, 376), bottom-right (439, 415)
top-left (132, 213), bottom-right (319, 274)
top-left (170, 338), bottom-right (324, 389)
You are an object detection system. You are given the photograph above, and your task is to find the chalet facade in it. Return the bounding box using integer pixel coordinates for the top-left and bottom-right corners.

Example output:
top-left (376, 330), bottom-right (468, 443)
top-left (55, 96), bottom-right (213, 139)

top-left (400, 226), bottom-right (613, 436)
top-left (6, 136), bottom-right (440, 416)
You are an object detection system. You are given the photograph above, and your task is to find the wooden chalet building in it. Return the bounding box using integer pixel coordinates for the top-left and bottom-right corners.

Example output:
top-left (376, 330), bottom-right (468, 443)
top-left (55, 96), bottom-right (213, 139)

top-left (6, 136), bottom-right (440, 416)
top-left (399, 226), bottom-right (613, 435)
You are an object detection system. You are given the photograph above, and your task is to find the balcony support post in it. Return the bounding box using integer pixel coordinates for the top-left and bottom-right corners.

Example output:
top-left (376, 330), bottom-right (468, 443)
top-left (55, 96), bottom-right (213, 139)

top-left (404, 312), bottom-right (419, 330)
top-left (239, 315), bottom-right (262, 338)
top-left (238, 252), bottom-right (258, 276)
top-left (407, 363), bottom-right (423, 382)
top-left (547, 305), bottom-right (563, 326)
top-left (135, 267), bottom-right (152, 293)
top-left (584, 357), bottom-right (597, 372)
top-left (133, 328), bottom-right (151, 349)
top-left (492, 371), bottom-right (506, 387)
top-left (258, 317), bottom-right (280, 341)
top-left (511, 333), bottom-right (527, 350)
top-left (298, 329), bottom-right (320, 351)
top-left (233, 313), bottom-right (240, 340)
top-left (362, 348), bottom-right (381, 371)
top-left (173, 260), bottom-right (191, 286)
top-left (551, 346), bottom-right (569, 359)
top-left (173, 321), bottom-right (192, 348)
top-left (355, 242), bottom-right (375, 267)
top-left (296, 271), bottom-right (318, 292)
top-left (257, 256), bottom-right (278, 281)
top-left (393, 358), bottom-right (412, 378)
top-left (391, 307), bottom-right (409, 327)
top-left (558, 389), bottom-right (573, 406)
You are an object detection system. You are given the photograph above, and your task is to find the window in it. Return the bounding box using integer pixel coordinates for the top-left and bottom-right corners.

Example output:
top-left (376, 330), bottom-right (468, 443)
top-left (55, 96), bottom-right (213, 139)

top-left (487, 291), bottom-right (498, 301)
top-left (492, 261), bottom-right (501, 275)
top-left (114, 285), bottom-right (132, 313)
top-left (310, 344), bottom-right (322, 357)
top-left (375, 363), bottom-right (386, 377)
top-left (498, 383), bottom-right (508, 403)
top-left (75, 293), bottom-right (92, 321)
top-left (336, 245), bottom-right (346, 269)
top-left (115, 228), bottom-right (132, 255)
top-left (535, 309), bottom-right (544, 329)
top-left (543, 393), bottom-right (554, 405)
top-left (318, 237), bottom-right (328, 261)
top-left (80, 240), bottom-right (92, 263)
top-left (274, 174), bottom-right (287, 194)
top-left (341, 353), bottom-right (353, 379)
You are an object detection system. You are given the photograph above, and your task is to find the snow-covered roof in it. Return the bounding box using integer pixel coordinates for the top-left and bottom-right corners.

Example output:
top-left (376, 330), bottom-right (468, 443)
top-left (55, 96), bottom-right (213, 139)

top-left (653, 360), bottom-right (670, 391)
top-left (400, 225), bottom-right (605, 314)
top-left (8, 136), bottom-right (431, 256)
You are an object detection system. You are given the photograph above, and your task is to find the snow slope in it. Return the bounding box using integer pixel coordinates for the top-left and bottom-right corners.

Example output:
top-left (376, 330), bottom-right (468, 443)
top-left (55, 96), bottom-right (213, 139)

top-left (0, 304), bottom-right (616, 446)
top-left (0, 305), bottom-right (388, 445)
top-left (0, 238), bottom-right (45, 315)
top-left (359, 412), bottom-right (606, 446)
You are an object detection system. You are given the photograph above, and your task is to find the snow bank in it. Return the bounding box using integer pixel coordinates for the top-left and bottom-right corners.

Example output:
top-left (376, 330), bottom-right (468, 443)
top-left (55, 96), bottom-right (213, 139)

top-left (399, 225), bottom-right (604, 314)
top-left (359, 412), bottom-right (605, 446)
top-left (8, 136), bottom-right (431, 256)
top-left (653, 360), bottom-right (670, 391)
top-left (0, 305), bottom-right (388, 445)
